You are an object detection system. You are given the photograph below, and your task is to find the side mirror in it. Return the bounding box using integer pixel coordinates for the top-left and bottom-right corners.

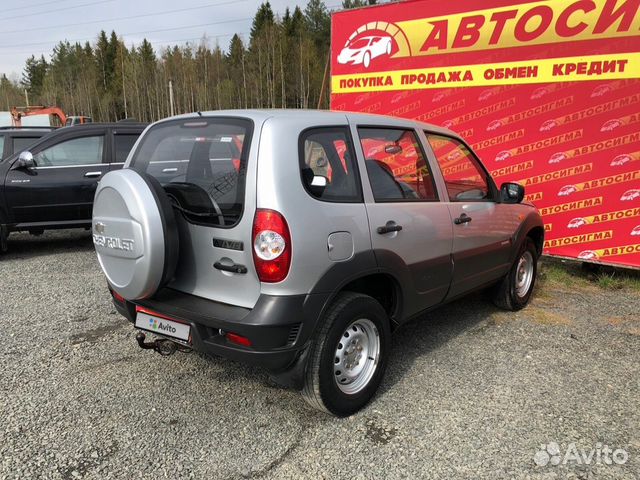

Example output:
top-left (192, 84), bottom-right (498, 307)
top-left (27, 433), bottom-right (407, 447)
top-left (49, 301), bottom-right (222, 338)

top-left (500, 182), bottom-right (525, 203)
top-left (384, 144), bottom-right (402, 155)
top-left (17, 151), bottom-right (35, 169)
top-left (309, 175), bottom-right (328, 196)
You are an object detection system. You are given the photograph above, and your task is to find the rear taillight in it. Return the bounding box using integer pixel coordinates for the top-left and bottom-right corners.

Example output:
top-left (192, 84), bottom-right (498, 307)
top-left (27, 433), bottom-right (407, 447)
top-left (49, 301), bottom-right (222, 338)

top-left (252, 209), bottom-right (291, 283)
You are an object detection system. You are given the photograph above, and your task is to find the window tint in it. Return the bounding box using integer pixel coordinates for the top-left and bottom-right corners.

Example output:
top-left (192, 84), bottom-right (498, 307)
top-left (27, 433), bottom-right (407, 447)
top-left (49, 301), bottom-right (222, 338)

top-left (34, 136), bottom-right (103, 167)
top-left (359, 128), bottom-right (437, 202)
top-left (130, 118), bottom-right (252, 227)
top-left (0, 136), bottom-right (5, 159)
top-left (300, 128), bottom-right (361, 202)
top-left (13, 137), bottom-right (39, 155)
top-left (427, 134), bottom-right (490, 202)
top-left (114, 134), bottom-right (140, 163)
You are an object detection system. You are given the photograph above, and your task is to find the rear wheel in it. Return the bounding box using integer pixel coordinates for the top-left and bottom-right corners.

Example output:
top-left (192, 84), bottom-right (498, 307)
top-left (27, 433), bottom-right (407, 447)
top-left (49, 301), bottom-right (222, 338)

top-left (491, 238), bottom-right (538, 311)
top-left (302, 292), bottom-right (390, 416)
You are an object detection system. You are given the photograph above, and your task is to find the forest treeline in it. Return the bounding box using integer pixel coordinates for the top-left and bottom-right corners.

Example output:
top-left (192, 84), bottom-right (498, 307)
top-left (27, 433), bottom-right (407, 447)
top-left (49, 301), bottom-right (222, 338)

top-left (0, 0), bottom-right (376, 123)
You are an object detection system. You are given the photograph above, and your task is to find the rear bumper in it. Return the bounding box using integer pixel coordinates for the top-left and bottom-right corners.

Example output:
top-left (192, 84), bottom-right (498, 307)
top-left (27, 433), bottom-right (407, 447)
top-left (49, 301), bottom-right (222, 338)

top-left (112, 287), bottom-right (329, 382)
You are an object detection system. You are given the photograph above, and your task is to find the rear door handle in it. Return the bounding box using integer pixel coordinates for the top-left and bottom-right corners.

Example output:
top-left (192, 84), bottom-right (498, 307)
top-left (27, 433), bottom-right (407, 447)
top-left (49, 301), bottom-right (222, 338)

top-left (84, 171), bottom-right (103, 178)
top-left (454, 213), bottom-right (472, 225)
top-left (377, 221), bottom-right (403, 234)
top-left (213, 261), bottom-right (248, 274)
top-left (162, 168), bottom-right (178, 173)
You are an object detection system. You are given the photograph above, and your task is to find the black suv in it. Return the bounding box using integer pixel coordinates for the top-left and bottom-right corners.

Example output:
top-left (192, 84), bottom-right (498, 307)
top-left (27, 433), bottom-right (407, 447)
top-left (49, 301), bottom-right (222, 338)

top-left (0, 122), bottom-right (147, 253)
top-left (0, 127), bottom-right (56, 161)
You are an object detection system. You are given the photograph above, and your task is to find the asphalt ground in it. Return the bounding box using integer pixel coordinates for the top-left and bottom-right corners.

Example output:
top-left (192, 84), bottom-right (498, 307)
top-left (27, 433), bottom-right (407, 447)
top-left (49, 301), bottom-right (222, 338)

top-left (1, 230), bottom-right (638, 479)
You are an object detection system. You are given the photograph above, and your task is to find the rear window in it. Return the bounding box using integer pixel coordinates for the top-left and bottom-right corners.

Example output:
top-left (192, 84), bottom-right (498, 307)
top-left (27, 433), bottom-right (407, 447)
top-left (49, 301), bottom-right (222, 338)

top-left (130, 118), bottom-right (253, 228)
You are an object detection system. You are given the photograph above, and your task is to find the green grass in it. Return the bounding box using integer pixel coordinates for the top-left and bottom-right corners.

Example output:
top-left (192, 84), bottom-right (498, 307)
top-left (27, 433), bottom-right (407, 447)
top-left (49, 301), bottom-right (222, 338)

top-left (539, 257), bottom-right (640, 292)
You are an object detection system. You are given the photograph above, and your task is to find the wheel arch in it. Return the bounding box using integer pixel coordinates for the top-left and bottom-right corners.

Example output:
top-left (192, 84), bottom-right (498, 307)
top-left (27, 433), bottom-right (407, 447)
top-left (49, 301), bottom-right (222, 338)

top-left (339, 272), bottom-right (402, 327)
top-left (511, 210), bottom-right (545, 263)
top-left (526, 225), bottom-right (545, 256)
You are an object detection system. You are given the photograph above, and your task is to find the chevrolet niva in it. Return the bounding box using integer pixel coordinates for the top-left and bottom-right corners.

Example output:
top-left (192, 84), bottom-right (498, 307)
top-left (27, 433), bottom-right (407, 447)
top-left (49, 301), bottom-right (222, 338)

top-left (92, 110), bottom-right (543, 416)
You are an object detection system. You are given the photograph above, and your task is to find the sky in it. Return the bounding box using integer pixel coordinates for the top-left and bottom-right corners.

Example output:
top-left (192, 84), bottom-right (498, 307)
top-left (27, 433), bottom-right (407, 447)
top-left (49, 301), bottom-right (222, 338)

top-left (0, 0), bottom-right (336, 80)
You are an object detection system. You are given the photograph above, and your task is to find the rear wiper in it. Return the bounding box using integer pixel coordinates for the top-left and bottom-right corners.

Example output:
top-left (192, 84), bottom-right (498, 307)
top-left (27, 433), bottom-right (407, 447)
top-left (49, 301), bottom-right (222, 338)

top-left (169, 199), bottom-right (226, 226)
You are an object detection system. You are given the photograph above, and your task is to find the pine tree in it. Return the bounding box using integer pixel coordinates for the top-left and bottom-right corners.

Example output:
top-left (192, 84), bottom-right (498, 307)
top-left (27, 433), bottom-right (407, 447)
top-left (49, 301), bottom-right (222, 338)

top-left (21, 55), bottom-right (48, 101)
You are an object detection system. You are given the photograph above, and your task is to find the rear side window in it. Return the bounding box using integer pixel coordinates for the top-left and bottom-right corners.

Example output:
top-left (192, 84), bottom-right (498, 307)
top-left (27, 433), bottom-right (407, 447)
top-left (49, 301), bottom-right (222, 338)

top-left (426, 134), bottom-right (491, 202)
top-left (0, 136), bottom-right (5, 160)
top-left (130, 118), bottom-right (252, 227)
top-left (359, 127), bottom-right (438, 202)
top-left (299, 127), bottom-right (362, 202)
top-left (113, 133), bottom-right (140, 163)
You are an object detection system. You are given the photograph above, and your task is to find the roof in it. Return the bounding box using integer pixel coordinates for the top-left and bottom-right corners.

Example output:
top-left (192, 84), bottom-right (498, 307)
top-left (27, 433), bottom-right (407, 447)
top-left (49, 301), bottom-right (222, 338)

top-left (155, 109), bottom-right (459, 139)
top-left (67, 122), bottom-right (148, 128)
top-left (0, 126), bottom-right (57, 132)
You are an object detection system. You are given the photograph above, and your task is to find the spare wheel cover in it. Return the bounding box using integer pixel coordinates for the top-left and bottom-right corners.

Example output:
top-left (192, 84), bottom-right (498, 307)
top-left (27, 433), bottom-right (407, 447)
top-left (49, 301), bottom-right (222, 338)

top-left (92, 169), bottom-right (178, 300)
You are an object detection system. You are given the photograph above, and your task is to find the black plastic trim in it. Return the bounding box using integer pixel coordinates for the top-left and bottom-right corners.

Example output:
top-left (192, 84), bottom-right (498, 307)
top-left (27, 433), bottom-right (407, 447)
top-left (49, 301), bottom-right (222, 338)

top-left (119, 288), bottom-right (330, 375)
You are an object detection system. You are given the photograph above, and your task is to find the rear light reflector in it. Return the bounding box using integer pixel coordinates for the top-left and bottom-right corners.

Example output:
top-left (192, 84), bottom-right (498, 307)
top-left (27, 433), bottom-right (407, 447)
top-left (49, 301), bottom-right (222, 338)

top-left (111, 289), bottom-right (125, 304)
top-left (226, 332), bottom-right (252, 347)
top-left (252, 209), bottom-right (291, 283)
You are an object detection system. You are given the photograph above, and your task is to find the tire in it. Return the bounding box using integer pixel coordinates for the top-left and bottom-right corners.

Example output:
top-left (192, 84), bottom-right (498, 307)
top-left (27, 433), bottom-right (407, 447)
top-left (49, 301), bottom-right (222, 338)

top-left (491, 238), bottom-right (538, 311)
top-left (363, 51), bottom-right (371, 69)
top-left (302, 292), bottom-right (390, 416)
top-left (0, 225), bottom-right (8, 254)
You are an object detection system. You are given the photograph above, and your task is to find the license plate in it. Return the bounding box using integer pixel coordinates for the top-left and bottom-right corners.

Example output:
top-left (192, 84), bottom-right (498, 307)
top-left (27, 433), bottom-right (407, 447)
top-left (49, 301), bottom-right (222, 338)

top-left (135, 311), bottom-right (191, 342)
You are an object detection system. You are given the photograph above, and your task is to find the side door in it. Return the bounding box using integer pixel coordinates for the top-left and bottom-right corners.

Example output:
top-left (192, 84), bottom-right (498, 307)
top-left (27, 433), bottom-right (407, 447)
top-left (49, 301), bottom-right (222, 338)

top-left (424, 132), bottom-right (515, 298)
top-left (355, 126), bottom-right (453, 317)
top-left (5, 131), bottom-right (106, 225)
top-left (110, 128), bottom-right (142, 171)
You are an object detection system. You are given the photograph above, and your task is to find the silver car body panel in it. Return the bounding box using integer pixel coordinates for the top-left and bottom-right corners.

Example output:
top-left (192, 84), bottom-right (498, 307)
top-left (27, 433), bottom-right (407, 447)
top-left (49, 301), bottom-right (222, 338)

top-left (256, 113), bottom-right (371, 297)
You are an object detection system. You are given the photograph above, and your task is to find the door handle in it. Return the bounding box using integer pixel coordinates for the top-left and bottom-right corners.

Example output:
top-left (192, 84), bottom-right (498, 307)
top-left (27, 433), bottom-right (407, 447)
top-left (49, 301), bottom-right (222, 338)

top-left (162, 168), bottom-right (178, 173)
top-left (377, 221), bottom-right (403, 234)
top-left (84, 171), bottom-right (103, 178)
top-left (454, 213), bottom-right (472, 225)
top-left (213, 261), bottom-right (248, 274)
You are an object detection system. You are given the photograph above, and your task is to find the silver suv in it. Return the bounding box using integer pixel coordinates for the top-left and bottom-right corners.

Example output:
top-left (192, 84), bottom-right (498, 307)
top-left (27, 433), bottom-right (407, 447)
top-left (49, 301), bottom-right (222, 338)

top-left (92, 110), bottom-right (543, 416)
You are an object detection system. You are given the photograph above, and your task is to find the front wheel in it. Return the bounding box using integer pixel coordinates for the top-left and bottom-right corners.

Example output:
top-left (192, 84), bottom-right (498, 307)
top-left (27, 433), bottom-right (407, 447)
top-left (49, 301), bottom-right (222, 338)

top-left (491, 238), bottom-right (538, 311)
top-left (302, 292), bottom-right (390, 416)
top-left (363, 51), bottom-right (371, 68)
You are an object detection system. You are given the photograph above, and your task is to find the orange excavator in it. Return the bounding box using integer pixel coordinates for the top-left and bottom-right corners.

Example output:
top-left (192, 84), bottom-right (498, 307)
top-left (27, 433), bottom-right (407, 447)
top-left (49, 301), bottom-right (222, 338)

top-left (10, 106), bottom-right (92, 127)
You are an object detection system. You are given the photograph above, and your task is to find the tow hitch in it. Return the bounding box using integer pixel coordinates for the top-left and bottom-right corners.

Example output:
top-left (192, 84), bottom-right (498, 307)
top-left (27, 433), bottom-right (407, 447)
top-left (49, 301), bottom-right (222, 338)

top-left (135, 332), bottom-right (192, 356)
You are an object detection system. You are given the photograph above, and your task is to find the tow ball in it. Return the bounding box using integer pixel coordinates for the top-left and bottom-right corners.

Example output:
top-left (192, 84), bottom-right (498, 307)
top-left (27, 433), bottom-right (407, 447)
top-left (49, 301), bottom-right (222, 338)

top-left (135, 332), bottom-right (191, 356)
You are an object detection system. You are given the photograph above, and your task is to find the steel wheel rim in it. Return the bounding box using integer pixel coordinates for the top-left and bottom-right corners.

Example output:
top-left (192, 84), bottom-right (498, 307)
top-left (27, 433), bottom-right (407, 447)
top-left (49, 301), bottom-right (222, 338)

top-left (333, 318), bottom-right (380, 395)
top-left (515, 250), bottom-right (534, 297)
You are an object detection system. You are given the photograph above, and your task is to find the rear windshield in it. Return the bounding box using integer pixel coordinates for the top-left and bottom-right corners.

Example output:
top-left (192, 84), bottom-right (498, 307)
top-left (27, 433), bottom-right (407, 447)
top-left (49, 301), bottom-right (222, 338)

top-left (130, 117), bottom-right (253, 228)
